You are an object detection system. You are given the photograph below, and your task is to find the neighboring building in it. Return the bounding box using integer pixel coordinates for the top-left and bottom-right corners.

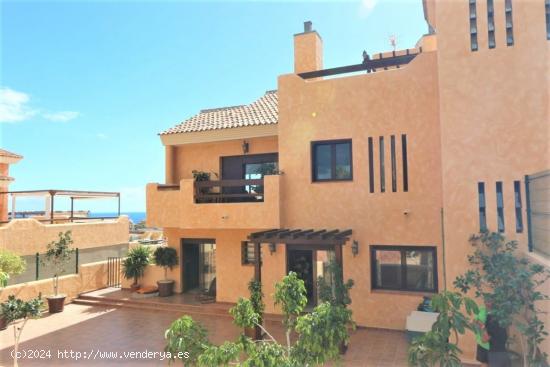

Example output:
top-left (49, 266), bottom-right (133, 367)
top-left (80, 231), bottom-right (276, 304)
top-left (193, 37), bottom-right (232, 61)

top-left (0, 149), bottom-right (22, 222)
top-left (147, 0), bottom-right (549, 361)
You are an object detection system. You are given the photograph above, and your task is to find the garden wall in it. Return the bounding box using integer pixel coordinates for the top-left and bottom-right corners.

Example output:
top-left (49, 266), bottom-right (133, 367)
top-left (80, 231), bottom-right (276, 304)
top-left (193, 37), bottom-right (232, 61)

top-left (0, 260), bottom-right (109, 303)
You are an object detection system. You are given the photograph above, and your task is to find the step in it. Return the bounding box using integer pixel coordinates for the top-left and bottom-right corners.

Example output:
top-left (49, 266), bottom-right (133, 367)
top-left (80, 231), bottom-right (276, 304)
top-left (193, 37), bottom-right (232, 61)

top-left (71, 298), bottom-right (234, 319)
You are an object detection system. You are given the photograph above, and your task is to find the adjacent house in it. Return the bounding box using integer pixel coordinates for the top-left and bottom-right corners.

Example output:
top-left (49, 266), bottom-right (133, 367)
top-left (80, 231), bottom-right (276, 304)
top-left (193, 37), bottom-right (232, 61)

top-left (146, 0), bottom-right (549, 361)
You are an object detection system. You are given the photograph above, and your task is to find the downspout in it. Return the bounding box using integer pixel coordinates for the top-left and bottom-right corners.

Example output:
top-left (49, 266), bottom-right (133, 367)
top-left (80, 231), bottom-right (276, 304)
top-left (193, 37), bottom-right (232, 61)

top-left (440, 207), bottom-right (447, 291)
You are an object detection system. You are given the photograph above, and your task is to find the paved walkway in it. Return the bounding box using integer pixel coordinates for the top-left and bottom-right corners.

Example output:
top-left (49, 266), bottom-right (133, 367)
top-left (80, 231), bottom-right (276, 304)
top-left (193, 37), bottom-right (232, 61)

top-left (0, 303), bottom-right (410, 366)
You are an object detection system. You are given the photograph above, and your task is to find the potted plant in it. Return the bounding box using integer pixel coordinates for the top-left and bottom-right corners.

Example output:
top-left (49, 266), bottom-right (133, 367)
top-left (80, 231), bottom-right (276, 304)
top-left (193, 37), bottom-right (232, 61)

top-left (41, 231), bottom-right (75, 313)
top-left (153, 246), bottom-right (178, 297)
top-left (2, 295), bottom-right (43, 367)
top-left (244, 279), bottom-right (264, 339)
top-left (122, 245), bottom-right (151, 291)
top-left (0, 249), bottom-right (26, 330)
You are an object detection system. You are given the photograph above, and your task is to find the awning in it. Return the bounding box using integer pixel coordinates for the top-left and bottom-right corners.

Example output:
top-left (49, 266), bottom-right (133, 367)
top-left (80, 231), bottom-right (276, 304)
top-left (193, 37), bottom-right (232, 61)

top-left (248, 228), bottom-right (353, 246)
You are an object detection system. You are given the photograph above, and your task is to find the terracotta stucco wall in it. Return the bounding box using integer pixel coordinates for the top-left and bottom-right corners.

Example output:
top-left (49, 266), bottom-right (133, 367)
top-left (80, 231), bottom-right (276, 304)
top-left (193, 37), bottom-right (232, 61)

top-left (172, 136), bottom-right (278, 182)
top-left (0, 260), bottom-right (109, 303)
top-left (434, 0), bottom-right (549, 359)
top-left (277, 51), bottom-right (444, 329)
top-left (0, 217), bottom-right (129, 256)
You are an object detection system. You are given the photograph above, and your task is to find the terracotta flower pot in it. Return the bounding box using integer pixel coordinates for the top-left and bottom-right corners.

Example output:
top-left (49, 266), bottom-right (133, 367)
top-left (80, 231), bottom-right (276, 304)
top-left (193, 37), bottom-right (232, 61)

top-left (244, 327), bottom-right (256, 339)
top-left (130, 283), bottom-right (140, 292)
top-left (157, 280), bottom-right (174, 297)
top-left (339, 341), bottom-right (348, 355)
top-left (0, 315), bottom-right (7, 330)
top-left (47, 295), bottom-right (66, 313)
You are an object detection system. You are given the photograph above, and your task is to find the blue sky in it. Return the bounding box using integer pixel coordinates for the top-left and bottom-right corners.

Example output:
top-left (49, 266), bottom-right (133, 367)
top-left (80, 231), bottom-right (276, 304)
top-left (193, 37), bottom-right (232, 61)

top-left (1, 0), bottom-right (426, 212)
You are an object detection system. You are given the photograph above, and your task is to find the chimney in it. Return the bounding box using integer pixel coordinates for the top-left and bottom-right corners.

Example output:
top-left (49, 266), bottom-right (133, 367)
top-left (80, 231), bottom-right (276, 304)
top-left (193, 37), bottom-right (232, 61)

top-left (293, 21), bottom-right (323, 74)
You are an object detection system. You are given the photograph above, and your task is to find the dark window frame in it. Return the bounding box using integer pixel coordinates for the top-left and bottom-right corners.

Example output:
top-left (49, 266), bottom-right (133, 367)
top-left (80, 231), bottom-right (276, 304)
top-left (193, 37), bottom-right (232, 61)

top-left (390, 135), bottom-right (397, 192)
top-left (478, 182), bottom-right (487, 231)
top-left (311, 139), bottom-right (353, 182)
top-left (370, 245), bottom-right (438, 293)
top-left (241, 241), bottom-right (256, 265)
top-left (379, 136), bottom-right (385, 192)
top-left (514, 180), bottom-right (523, 233)
top-left (487, 0), bottom-right (496, 48)
top-left (470, 0), bottom-right (479, 51)
top-left (401, 134), bottom-right (409, 192)
top-left (496, 181), bottom-right (505, 232)
top-left (546, 0), bottom-right (550, 40)
top-left (368, 137), bottom-right (374, 193)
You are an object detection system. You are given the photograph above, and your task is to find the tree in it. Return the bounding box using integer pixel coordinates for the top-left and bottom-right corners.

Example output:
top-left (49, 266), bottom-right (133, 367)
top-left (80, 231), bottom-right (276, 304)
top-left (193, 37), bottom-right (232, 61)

top-left (153, 246), bottom-right (178, 280)
top-left (0, 250), bottom-right (26, 288)
top-left (1, 295), bottom-right (43, 367)
top-left (41, 231), bottom-right (75, 296)
top-left (454, 232), bottom-right (550, 366)
top-left (408, 291), bottom-right (480, 367)
top-left (122, 245), bottom-right (151, 287)
top-left (164, 271), bottom-right (354, 366)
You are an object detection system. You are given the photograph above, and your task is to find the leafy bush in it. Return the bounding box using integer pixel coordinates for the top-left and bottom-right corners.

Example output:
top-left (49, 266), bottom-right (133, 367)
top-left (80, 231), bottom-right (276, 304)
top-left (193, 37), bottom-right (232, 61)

top-left (153, 246), bottom-right (178, 280)
top-left (165, 315), bottom-right (209, 366)
top-left (408, 291), bottom-right (479, 367)
top-left (317, 261), bottom-right (354, 307)
top-left (0, 250), bottom-right (26, 288)
top-left (454, 231), bottom-right (550, 366)
top-left (122, 245), bottom-right (151, 285)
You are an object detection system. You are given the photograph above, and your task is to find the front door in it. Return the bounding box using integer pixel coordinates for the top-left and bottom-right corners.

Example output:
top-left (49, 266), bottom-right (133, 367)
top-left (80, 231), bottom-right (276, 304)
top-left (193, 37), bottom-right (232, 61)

top-left (287, 249), bottom-right (314, 305)
top-left (182, 242), bottom-right (200, 291)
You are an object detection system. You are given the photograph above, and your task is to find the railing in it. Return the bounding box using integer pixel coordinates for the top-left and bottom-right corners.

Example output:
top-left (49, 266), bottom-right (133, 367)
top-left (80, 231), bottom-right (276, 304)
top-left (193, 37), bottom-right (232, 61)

top-left (525, 170), bottom-right (550, 258)
top-left (194, 179), bottom-right (265, 203)
top-left (298, 48), bottom-right (421, 79)
top-left (0, 216), bottom-right (120, 225)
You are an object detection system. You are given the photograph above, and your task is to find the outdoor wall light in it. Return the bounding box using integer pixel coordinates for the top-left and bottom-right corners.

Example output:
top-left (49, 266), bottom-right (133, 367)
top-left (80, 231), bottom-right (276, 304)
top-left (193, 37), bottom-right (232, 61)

top-left (268, 243), bottom-right (276, 254)
top-left (351, 240), bottom-right (359, 257)
top-left (242, 140), bottom-right (249, 154)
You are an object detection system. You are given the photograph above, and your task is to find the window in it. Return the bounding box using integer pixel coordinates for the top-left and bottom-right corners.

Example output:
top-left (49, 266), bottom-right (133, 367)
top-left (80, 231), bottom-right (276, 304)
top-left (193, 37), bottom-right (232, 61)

top-left (401, 134), bottom-right (409, 192)
top-left (478, 182), bottom-right (487, 231)
top-left (368, 137), bottom-right (374, 193)
top-left (470, 0), bottom-right (479, 51)
top-left (496, 181), bottom-right (505, 232)
top-left (390, 135), bottom-right (397, 192)
top-left (371, 246), bottom-right (437, 293)
top-left (546, 0), bottom-right (550, 40)
top-left (505, 0), bottom-right (514, 46)
top-left (311, 140), bottom-right (352, 182)
top-left (379, 137), bottom-right (385, 192)
top-left (487, 0), bottom-right (496, 48)
top-left (514, 180), bottom-right (523, 233)
top-left (241, 241), bottom-right (256, 265)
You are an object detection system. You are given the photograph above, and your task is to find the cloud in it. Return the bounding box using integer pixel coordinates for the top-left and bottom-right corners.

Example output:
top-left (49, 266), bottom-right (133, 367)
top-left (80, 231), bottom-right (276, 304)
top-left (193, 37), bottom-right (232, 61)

top-left (0, 86), bottom-right (80, 123)
top-left (0, 87), bottom-right (36, 123)
top-left (43, 111), bottom-right (80, 122)
top-left (96, 133), bottom-right (108, 140)
top-left (359, 0), bottom-right (378, 18)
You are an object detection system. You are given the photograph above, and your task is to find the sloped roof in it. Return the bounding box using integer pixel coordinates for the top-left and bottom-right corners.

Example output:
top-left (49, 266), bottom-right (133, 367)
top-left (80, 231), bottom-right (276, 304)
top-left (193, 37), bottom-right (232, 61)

top-left (160, 90), bottom-right (278, 135)
top-left (0, 149), bottom-right (22, 159)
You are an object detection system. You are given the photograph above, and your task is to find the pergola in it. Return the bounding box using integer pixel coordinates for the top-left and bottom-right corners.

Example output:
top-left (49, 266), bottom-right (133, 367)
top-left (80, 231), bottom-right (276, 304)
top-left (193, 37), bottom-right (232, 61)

top-left (1, 189), bottom-right (121, 224)
top-left (247, 228), bottom-right (353, 282)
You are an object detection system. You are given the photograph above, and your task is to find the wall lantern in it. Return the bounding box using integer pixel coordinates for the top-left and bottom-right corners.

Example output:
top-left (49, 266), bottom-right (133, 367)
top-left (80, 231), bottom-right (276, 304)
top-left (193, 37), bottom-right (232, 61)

top-left (242, 140), bottom-right (249, 154)
top-left (351, 240), bottom-right (359, 257)
top-left (268, 243), bottom-right (276, 254)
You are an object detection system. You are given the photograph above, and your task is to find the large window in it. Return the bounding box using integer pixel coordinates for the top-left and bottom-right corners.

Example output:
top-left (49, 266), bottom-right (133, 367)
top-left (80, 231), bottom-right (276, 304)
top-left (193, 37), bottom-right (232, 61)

top-left (311, 140), bottom-right (352, 182)
top-left (371, 246), bottom-right (437, 293)
top-left (241, 241), bottom-right (256, 265)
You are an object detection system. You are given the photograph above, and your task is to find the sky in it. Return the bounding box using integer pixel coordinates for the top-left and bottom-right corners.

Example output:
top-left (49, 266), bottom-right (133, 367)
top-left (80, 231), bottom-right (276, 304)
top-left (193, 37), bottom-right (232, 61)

top-left (0, 0), bottom-right (427, 213)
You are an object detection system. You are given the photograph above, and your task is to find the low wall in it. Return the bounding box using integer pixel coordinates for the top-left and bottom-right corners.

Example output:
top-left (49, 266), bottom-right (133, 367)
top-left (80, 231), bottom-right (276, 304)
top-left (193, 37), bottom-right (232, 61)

top-left (120, 263), bottom-right (178, 290)
top-left (0, 261), bottom-right (109, 303)
top-left (0, 216), bottom-right (129, 256)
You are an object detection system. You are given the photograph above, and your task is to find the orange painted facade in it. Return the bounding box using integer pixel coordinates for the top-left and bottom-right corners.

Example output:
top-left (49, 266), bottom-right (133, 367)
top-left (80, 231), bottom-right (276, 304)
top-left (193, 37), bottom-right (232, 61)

top-left (147, 1), bottom-right (549, 361)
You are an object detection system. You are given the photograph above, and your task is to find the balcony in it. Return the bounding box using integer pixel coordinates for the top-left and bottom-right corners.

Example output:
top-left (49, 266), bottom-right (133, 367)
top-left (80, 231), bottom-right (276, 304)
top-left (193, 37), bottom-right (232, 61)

top-left (146, 175), bottom-right (280, 229)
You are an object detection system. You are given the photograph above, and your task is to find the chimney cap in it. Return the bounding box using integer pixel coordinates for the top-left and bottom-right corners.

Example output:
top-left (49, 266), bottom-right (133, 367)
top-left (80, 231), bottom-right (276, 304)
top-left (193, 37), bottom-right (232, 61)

top-left (304, 21), bottom-right (313, 32)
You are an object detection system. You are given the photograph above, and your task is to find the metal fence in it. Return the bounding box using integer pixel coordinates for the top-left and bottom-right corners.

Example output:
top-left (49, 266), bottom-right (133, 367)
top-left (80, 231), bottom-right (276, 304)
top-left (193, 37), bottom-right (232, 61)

top-left (525, 170), bottom-right (550, 258)
top-left (6, 243), bottom-right (129, 286)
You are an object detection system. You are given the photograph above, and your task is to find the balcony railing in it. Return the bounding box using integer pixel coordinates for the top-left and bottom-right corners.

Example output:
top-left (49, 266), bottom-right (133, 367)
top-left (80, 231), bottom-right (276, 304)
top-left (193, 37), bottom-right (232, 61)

top-left (194, 179), bottom-right (265, 204)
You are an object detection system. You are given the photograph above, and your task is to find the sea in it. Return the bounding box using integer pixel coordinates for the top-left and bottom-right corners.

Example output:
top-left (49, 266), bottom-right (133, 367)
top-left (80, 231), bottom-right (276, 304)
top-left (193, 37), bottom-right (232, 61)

top-left (89, 212), bottom-right (146, 224)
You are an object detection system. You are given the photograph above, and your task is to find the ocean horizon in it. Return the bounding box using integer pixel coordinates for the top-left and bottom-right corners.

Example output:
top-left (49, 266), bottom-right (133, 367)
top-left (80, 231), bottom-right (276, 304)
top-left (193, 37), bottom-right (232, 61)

top-left (90, 212), bottom-right (145, 224)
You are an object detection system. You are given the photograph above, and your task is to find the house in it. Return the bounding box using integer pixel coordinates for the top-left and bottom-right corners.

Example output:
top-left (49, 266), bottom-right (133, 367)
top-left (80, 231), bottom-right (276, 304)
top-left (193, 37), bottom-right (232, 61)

top-left (146, 0), bottom-right (549, 361)
top-left (0, 149), bottom-right (23, 222)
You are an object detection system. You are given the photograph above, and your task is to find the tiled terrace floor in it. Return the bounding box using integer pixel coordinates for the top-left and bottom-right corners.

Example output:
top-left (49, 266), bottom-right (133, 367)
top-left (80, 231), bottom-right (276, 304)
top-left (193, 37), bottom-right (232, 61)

top-left (0, 303), bottom-right (412, 366)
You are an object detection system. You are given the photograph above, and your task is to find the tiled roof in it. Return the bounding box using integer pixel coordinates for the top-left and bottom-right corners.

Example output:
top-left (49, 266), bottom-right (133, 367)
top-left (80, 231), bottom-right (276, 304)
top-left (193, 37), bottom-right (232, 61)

top-left (160, 90), bottom-right (278, 135)
top-left (0, 149), bottom-right (22, 159)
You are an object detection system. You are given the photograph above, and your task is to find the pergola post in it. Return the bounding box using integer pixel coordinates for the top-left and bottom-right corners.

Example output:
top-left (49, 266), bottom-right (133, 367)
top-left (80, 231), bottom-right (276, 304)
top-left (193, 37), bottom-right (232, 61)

top-left (117, 194), bottom-right (121, 217)
top-left (11, 194), bottom-right (16, 219)
top-left (70, 197), bottom-right (74, 222)
top-left (49, 191), bottom-right (55, 224)
top-left (254, 242), bottom-right (261, 282)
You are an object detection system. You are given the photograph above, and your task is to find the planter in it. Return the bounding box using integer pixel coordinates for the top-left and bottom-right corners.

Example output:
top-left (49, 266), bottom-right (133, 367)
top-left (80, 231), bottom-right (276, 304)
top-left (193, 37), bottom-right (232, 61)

top-left (0, 315), bottom-right (7, 330)
top-left (130, 283), bottom-right (140, 292)
top-left (339, 341), bottom-right (348, 355)
top-left (46, 295), bottom-right (66, 313)
top-left (244, 327), bottom-right (256, 339)
top-left (157, 280), bottom-right (175, 297)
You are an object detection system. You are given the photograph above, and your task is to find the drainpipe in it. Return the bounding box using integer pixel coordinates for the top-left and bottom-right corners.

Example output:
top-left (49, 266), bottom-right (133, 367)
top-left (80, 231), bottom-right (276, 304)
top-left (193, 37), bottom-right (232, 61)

top-left (440, 207), bottom-right (447, 291)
